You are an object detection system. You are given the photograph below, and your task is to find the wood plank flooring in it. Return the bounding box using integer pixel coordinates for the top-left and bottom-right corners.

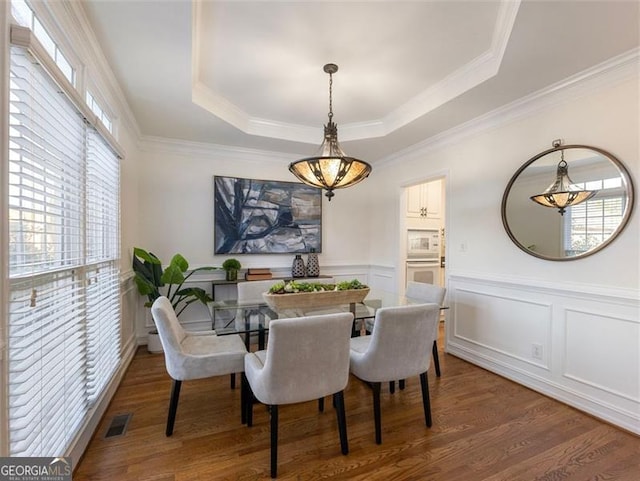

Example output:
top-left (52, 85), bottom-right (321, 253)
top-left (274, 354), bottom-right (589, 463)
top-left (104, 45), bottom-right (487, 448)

top-left (75, 330), bottom-right (639, 480)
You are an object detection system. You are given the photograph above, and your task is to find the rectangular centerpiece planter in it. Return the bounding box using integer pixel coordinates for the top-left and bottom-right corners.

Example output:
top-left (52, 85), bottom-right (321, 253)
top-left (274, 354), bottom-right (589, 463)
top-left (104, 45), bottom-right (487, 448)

top-left (263, 288), bottom-right (370, 311)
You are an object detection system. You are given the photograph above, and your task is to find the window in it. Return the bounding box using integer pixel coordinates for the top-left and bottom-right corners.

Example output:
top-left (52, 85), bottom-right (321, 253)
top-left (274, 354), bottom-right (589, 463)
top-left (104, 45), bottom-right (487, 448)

top-left (564, 178), bottom-right (625, 256)
top-left (86, 91), bottom-right (113, 133)
top-left (11, 0), bottom-right (76, 86)
top-left (8, 46), bottom-right (121, 456)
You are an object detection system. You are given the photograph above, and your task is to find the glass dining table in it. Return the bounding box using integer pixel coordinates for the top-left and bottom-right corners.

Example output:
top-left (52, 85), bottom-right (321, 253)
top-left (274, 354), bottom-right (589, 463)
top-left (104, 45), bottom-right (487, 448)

top-left (209, 288), bottom-right (447, 350)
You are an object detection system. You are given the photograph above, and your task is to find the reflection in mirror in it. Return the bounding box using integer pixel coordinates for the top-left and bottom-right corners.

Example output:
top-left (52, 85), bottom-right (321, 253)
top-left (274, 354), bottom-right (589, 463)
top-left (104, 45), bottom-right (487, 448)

top-left (502, 144), bottom-right (634, 261)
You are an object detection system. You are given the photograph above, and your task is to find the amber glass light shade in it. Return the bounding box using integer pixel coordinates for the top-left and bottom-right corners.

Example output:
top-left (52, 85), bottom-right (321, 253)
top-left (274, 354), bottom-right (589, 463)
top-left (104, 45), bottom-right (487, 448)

top-left (530, 158), bottom-right (597, 215)
top-left (289, 63), bottom-right (372, 200)
top-left (289, 122), bottom-right (371, 200)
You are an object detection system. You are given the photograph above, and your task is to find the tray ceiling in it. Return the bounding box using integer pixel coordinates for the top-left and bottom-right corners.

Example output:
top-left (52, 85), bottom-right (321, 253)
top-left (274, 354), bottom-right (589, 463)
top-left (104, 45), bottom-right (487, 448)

top-left (82, 0), bottom-right (639, 162)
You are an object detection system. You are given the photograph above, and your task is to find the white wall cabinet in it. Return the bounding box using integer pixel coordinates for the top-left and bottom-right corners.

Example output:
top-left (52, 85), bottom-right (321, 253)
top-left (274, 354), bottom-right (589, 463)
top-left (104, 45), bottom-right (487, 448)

top-left (407, 180), bottom-right (442, 219)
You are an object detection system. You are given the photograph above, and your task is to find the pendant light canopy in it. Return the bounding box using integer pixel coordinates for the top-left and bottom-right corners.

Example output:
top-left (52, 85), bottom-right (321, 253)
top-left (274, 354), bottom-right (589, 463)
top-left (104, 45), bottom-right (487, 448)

top-left (530, 140), bottom-right (598, 215)
top-left (289, 64), bottom-right (372, 201)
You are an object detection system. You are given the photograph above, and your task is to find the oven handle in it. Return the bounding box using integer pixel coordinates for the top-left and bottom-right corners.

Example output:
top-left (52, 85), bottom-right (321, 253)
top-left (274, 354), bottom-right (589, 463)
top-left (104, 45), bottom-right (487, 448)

top-left (406, 261), bottom-right (440, 267)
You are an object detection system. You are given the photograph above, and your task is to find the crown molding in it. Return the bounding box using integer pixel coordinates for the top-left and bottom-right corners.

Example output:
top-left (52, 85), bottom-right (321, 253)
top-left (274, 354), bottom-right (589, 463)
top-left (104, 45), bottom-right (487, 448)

top-left (383, 0), bottom-right (520, 135)
top-left (380, 47), bottom-right (640, 167)
top-left (190, 0), bottom-right (519, 144)
top-left (137, 135), bottom-right (298, 164)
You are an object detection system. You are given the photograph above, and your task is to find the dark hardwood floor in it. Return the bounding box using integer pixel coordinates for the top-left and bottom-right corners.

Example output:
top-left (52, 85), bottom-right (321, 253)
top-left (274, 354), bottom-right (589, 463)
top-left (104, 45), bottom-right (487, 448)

top-left (75, 329), bottom-right (639, 480)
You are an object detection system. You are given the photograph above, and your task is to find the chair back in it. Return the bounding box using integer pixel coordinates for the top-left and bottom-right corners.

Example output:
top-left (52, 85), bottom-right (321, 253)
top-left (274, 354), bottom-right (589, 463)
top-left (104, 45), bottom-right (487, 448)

top-left (253, 312), bottom-right (353, 405)
top-left (237, 279), bottom-right (280, 303)
top-left (151, 296), bottom-right (188, 376)
top-left (406, 281), bottom-right (446, 305)
top-left (235, 280), bottom-right (280, 333)
top-left (364, 303), bottom-right (440, 381)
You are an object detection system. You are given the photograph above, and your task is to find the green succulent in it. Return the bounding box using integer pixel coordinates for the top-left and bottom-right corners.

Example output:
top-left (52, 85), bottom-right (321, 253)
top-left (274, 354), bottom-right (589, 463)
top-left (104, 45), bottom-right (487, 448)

top-left (269, 279), bottom-right (367, 294)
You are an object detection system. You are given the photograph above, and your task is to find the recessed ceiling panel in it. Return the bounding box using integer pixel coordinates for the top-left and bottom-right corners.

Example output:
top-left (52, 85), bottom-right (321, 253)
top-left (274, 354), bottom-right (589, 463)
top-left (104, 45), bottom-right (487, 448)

top-left (196, 1), bottom-right (499, 127)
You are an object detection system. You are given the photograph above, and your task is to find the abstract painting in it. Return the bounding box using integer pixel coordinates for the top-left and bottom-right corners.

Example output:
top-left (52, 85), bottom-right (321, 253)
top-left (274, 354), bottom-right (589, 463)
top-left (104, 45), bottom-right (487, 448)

top-left (214, 176), bottom-right (322, 254)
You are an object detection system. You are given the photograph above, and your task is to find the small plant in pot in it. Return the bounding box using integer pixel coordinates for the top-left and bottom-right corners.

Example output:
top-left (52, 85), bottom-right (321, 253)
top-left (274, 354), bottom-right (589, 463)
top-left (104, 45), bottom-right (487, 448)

top-left (222, 258), bottom-right (241, 281)
top-left (132, 247), bottom-right (218, 352)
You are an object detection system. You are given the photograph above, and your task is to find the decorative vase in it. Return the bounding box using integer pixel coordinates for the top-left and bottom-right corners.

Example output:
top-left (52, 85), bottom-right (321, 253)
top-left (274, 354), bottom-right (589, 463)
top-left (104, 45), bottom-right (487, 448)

top-left (306, 249), bottom-right (320, 277)
top-left (226, 269), bottom-right (238, 282)
top-left (291, 254), bottom-right (306, 278)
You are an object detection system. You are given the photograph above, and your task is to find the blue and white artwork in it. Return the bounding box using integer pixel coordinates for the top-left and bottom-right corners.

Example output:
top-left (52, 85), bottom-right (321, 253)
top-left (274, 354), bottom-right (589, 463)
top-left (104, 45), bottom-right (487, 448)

top-left (214, 176), bottom-right (322, 254)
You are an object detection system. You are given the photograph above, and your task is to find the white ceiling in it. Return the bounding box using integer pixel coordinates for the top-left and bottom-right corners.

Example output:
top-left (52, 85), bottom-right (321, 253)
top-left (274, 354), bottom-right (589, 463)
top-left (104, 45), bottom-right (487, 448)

top-left (82, 0), bottom-right (639, 163)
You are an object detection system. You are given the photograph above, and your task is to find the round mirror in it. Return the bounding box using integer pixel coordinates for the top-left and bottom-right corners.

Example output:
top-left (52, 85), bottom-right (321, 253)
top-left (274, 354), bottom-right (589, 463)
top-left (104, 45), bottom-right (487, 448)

top-left (502, 143), bottom-right (635, 261)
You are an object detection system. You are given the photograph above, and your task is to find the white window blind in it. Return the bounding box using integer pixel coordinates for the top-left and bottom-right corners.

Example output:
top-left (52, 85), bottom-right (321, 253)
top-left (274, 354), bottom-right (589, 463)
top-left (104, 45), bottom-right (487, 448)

top-left (9, 49), bottom-right (84, 276)
top-left (8, 46), bottom-right (121, 457)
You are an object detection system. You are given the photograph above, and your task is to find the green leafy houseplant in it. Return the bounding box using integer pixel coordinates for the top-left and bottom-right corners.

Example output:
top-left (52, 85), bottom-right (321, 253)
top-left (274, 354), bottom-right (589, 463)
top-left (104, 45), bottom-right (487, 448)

top-left (132, 247), bottom-right (217, 317)
top-left (222, 258), bottom-right (241, 281)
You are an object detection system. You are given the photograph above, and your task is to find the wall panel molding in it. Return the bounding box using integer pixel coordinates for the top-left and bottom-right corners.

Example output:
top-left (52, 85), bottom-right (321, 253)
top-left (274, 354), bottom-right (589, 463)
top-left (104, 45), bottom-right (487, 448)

top-left (452, 286), bottom-right (552, 370)
top-left (447, 273), bottom-right (639, 435)
top-left (563, 307), bottom-right (639, 403)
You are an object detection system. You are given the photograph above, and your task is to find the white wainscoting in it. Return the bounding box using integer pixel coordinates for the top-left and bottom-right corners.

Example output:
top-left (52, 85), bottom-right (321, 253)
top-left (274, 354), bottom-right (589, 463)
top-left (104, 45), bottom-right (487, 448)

top-left (446, 274), bottom-right (640, 434)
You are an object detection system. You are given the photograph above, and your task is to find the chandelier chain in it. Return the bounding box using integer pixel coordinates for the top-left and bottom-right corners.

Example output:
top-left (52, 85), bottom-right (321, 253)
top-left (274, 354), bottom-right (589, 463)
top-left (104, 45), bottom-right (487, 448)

top-left (328, 71), bottom-right (333, 122)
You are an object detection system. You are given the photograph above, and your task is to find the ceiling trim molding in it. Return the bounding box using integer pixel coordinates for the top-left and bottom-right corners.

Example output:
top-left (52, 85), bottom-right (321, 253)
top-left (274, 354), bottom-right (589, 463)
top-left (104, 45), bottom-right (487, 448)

top-left (137, 135), bottom-right (297, 164)
top-left (379, 0), bottom-right (521, 138)
top-left (191, 0), bottom-right (520, 144)
top-left (139, 47), bottom-right (638, 168)
top-left (379, 47), bottom-right (640, 168)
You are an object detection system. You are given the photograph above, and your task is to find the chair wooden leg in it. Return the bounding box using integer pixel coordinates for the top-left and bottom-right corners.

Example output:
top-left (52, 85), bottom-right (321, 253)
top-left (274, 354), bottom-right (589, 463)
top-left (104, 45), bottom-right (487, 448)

top-left (246, 382), bottom-right (254, 428)
top-left (389, 381), bottom-right (395, 394)
top-left (240, 373), bottom-right (247, 424)
top-left (420, 372), bottom-right (432, 428)
top-left (318, 397), bottom-right (324, 412)
top-left (166, 379), bottom-right (182, 436)
top-left (230, 373), bottom-right (236, 389)
top-left (270, 405), bottom-right (279, 478)
top-left (432, 340), bottom-right (441, 377)
top-left (333, 391), bottom-right (349, 455)
top-left (372, 382), bottom-right (382, 444)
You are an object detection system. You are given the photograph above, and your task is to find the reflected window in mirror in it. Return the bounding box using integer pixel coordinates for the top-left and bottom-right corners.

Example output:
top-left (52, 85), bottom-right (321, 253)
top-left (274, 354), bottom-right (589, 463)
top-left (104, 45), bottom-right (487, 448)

top-left (563, 177), bottom-right (626, 256)
top-left (502, 143), bottom-right (634, 261)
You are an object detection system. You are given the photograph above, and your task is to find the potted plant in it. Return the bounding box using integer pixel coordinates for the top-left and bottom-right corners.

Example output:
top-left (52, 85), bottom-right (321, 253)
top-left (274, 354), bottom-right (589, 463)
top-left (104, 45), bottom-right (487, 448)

top-left (263, 279), bottom-right (370, 310)
top-left (222, 258), bottom-right (242, 281)
top-left (132, 247), bottom-right (218, 352)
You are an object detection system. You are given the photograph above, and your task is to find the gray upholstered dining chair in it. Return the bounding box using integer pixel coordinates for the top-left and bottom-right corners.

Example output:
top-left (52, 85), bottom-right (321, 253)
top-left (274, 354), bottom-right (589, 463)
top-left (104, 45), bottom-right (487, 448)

top-left (406, 281), bottom-right (446, 377)
top-left (151, 296), bottom-right (247, 436)
top-left (244, 312), bottom-right (353, 478)
top-left (350, 303), bottom-right (440, 444)
top-left (235, 279), bottom-right (280, 348)
top-left (235, 278), bottom-right (337, 342)
top-left (365, 281), bottom-right (446, 379)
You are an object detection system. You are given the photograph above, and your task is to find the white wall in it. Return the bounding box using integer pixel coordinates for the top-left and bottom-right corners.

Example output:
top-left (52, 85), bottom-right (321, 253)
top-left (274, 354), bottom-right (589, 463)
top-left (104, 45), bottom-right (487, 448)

top-left (136, 140), bottom-right (371, 270)
top-left (364, 64), bottom-right (639, 432)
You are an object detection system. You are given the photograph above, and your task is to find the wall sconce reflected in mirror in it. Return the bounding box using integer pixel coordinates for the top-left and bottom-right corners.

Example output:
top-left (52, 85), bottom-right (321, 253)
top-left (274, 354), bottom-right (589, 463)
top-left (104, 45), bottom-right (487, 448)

top-left (529, 139), bottom-right (598, 215)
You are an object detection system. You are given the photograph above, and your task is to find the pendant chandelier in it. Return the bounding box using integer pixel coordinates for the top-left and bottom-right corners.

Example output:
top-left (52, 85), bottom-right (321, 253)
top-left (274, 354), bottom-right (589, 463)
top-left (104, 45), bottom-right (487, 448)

top-left (289, 63), bottom-right (372, 201)
top-left (530, 140), bottom-right (597, 215)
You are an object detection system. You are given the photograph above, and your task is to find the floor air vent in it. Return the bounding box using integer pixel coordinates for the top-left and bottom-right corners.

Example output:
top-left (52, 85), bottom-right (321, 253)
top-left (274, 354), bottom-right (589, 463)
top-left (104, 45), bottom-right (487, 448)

top-left (105, 413), bottom-right (132, 438)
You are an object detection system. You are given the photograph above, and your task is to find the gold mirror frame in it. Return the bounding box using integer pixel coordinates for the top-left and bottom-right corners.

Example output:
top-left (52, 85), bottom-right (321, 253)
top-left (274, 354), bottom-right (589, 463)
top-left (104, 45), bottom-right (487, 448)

top-left (501, 144), bottom-right (635, 261)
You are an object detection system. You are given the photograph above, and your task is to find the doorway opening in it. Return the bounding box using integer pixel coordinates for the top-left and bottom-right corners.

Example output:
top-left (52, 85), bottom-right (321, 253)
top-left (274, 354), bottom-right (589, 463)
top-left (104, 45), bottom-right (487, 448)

top-left (402, 177), bottom-right (446, 291)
